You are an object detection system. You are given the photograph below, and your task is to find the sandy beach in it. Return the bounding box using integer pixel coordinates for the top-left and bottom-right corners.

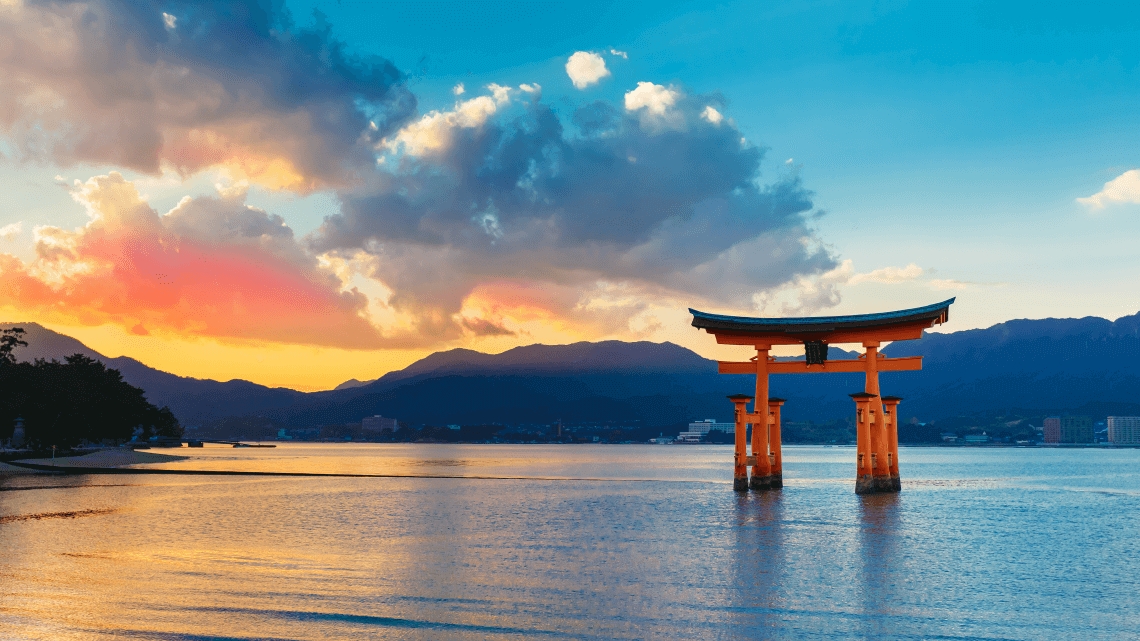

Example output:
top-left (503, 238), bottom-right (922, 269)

top-left (0, 448), bottom-right (188, 474)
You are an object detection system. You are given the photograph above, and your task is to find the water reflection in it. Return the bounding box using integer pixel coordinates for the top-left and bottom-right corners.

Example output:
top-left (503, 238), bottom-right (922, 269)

top-left (857, 492), bottom-right (902, 638)
top-left (728, 489), bottom-right (786, 633)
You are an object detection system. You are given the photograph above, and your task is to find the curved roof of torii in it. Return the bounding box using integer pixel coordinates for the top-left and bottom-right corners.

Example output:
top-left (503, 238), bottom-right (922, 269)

top-left (689, 298), bottom-right (955, 334)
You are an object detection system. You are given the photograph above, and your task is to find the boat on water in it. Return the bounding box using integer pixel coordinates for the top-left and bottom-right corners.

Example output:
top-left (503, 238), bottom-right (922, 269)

top-left (233, 443), bottom-right (276, 448)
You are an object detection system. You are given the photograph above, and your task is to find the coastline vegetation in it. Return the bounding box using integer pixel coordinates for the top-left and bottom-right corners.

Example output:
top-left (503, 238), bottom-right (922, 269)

top-left (0, 328), bottom-right (182, 449)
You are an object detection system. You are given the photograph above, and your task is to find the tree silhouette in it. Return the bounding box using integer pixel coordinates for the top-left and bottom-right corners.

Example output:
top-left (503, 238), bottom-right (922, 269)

top-left (0, 327), bottom-right (27, 364)
top-left (0, 333), bottom-right (181, 447)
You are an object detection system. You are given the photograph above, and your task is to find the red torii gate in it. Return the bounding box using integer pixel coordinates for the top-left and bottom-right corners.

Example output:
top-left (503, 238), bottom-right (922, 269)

top-left (689, 298), bottom-right (954, 494)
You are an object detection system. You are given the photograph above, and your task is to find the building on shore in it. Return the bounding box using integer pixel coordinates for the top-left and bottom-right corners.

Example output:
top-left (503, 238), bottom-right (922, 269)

top-left (687, 419), bottom-right (734, 435)
top-left (362, 415), bottom-right (398, 433)
top-left (674, 419), bottom-right (735, 444)
top-left (1107, 417), bottom-right (1140, 445)
top-left (1060, 416), bottom-right (1093, 443)
top-left (1043, 417), bottom-right (1060, 444)
top-left (1043, 416), bottom-right (1093, 444)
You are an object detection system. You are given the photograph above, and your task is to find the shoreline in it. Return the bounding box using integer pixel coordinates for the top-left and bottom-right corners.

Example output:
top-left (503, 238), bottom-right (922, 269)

top-left (0, 448), bottom-right (189, 475)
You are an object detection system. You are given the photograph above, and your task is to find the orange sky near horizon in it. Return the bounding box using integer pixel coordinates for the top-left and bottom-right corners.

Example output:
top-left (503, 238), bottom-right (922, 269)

top-left (12, 310), bottom-right (858, 391)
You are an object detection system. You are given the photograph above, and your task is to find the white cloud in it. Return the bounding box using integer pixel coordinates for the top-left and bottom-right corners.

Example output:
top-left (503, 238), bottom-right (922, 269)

top-left (519, 83), bottom-right (540, 94)
top-left (701, 106), bottom-right (723, 124)
top-left (0, 222), bottom-right (22, 240)
top-left (624, 82), bottom-right (678, 115)
top-left (930, 279), bottom-right (969, 290)
top-left (848, 263), bottom-right (923, 285)
top-left (610, 49), bottom-right (628, 59)
top-left (624, 83), bottom-right (687, 133)
top-left (1077, 169), bottom-right (1140, 209)
top-left (752, 260), bottom-right (851, 316)
top-left (751, 260), bottom-right (930, 316)
top-left (162, 12), bottom-right (176, 30)
top-left (452, 82), bottom-right (465, 96)
top-left (566, 51), bottom-right (610, 89)
top-left (383, 85), bottom-right (514, 156)
top-left (487, 83), bottom-right (511, 103)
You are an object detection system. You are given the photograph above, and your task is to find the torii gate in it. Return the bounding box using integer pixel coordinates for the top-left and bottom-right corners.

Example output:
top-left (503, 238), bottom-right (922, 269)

top-left (689, 298), bottom-right (954, 494)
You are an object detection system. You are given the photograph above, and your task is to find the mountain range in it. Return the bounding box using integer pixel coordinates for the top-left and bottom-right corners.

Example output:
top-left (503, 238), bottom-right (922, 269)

top-left (6, 310), bottom-right (1140, 428)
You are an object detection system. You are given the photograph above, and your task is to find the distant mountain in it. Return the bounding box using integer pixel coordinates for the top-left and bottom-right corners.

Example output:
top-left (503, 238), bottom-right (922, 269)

top-left (0, 323), bottom-right (305, 426)
top-left (263, 342), bottom-right (861, 428)
top-left (876, 312), bottom-right (1140, 421)
top-left (333, 378), bottom-right (375, 391)
top-left (265, 314), bottom-right (1140, 427)
top-left (9, 310), bottom-right (1140, 431)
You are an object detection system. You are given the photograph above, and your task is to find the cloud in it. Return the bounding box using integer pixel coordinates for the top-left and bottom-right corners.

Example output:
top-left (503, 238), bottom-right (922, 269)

top-left (382, 85), bottom-right (513, 157)
top-left (0, 0), bottom-right (415, 191)
top-left (313, 88), bottom-right (837, 341)
top-left (610, 49), bottom-right (628, 59)
top-left (701, 106), bottom-right (724, 125)
top-left (751, 260), bottom-right (930, 316)
top-left (566, 51), bottom-right (610, 89)
top-left (1077, 169), bottom-right (1140, 209)
top-left (624, 82), bottom-right (687, 132)
top-left (848, 263), bottom-right (923, 285)
top-left (625, 82), bottom-right (678, 116)
top-left (452, 82), bottom-right (465, 96)
top-left (929, 279), bottom-right (969, 290)
top-left (0, 222), bottom-right (21, 240)
top-left (0, 172), bottom-right (387, 348)
top-left (460, 317), bottom-right (515, 336)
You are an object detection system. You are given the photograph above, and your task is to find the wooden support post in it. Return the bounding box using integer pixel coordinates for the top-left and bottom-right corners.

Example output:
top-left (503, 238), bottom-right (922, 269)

top-left (750, 346), bottom-right (772, 490)
top-left (850, 392), bottom-right (877, 494)
top-left (863, 342), bottom-right (893, 493)
top-left (768, 398), bottom-right (785, 489)
top-left (882, 396), bottom-right (903, 492)
top-left (728, 394), bottom-right (753, 491)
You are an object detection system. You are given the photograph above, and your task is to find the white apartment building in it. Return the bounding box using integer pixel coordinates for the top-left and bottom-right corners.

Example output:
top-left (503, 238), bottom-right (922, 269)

top-left (1107, 416), bottom-right (1140, 445)
top-left (687, 419), bottom-right (735, 435)
top-left (362, 415), bottom-right (398, 432)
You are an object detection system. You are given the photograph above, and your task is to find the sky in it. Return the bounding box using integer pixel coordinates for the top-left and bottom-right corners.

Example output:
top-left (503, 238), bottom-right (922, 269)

top-left (1, 0), bottom-right (1138, 390)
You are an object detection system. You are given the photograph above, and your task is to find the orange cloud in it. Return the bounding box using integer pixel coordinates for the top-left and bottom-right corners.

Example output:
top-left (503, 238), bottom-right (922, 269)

top-left (0, 173), bottom-right (384, 349)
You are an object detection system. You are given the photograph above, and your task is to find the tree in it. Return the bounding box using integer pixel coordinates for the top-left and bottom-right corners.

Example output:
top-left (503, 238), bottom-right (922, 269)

top-left (0, 337), bottom-right (182, 447)
top-left (0, 327), bottom-right (27, 364)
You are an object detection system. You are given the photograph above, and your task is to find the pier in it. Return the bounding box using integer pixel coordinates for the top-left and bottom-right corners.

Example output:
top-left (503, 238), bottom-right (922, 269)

top-left (690, 298), bottom-right (955, 494)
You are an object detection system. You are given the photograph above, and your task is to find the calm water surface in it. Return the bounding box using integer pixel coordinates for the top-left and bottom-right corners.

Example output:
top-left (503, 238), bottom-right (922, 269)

top-left (2, 444), bottom-right (1138, 640)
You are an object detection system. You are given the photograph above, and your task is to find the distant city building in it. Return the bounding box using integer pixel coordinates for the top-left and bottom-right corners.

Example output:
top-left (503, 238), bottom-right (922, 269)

top-left (1107, 417), bottom-right (1140, 445)
top-left (1060, 416), bottom-right (1093, 444)
top-left (362, 415), bottom-right (398, 432)
top-left (687, 419), bottom-right (734, 435)
top-left (1043, 417), bottom-right (1060, 444)
top-left (963, 433), bottom-right (990, 444)
top-left (675, 431), bottom-right (705, 443)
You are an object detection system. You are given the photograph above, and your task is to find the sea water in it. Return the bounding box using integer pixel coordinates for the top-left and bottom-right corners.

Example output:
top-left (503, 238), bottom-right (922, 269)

top-left (1, 444), bottom-right (1138, 640)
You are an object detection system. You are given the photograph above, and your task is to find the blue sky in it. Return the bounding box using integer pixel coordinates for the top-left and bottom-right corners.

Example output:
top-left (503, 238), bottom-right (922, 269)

top-left (0, 0), bottom-right (1137, 387)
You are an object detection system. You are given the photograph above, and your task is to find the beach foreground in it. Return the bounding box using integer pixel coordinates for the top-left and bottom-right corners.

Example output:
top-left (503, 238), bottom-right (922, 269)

top-left (0, 448), bottom-right (188, 474)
